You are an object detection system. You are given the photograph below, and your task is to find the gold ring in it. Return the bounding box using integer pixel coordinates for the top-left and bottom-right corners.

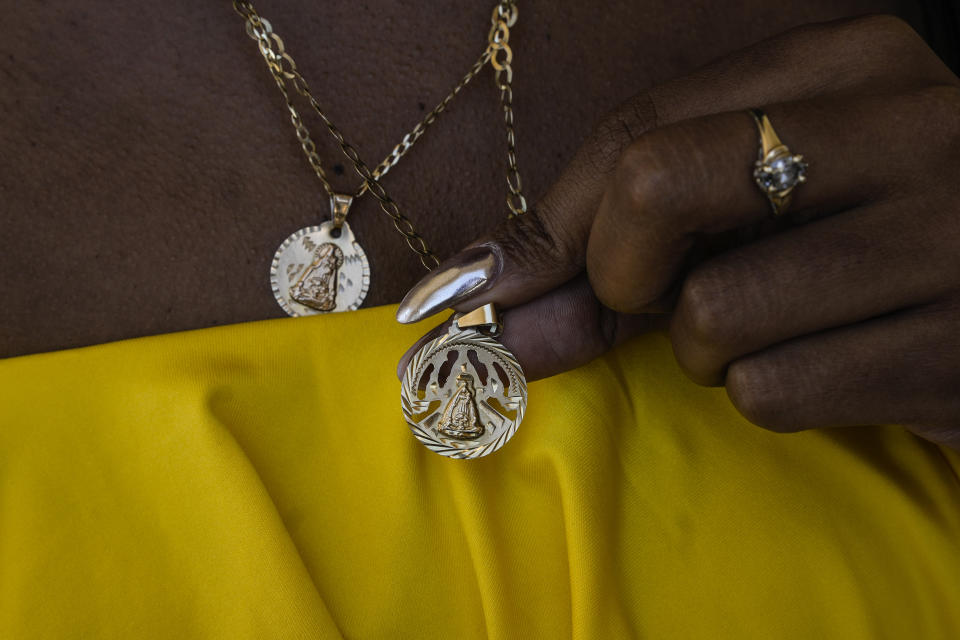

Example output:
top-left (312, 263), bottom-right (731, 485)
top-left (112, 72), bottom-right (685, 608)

top-left (750, 109), bottom-right (808, 217)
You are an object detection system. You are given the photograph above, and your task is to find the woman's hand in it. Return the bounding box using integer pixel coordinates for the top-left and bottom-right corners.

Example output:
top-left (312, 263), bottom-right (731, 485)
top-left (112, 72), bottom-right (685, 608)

top-left (396, 15), bottom-right (960, 449)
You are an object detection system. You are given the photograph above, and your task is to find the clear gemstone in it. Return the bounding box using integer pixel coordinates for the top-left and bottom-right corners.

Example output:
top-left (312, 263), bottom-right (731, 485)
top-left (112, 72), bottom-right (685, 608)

top-left (755, 154), bottom-right (807, 193)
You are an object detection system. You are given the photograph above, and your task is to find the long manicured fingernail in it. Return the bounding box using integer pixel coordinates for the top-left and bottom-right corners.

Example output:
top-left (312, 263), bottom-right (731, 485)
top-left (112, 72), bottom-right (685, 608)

top-left (396, 246), bottom-right (501, 324)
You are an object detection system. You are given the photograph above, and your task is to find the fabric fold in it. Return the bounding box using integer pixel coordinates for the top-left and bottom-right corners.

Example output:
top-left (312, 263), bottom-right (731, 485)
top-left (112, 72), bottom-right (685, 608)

top-left (1, 305), bottom-right (958, 638)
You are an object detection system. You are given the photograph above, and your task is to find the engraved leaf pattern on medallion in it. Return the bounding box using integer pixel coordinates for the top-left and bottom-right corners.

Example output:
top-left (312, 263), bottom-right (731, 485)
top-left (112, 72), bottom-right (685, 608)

top-left (287, 263), bottom-right (305, 279)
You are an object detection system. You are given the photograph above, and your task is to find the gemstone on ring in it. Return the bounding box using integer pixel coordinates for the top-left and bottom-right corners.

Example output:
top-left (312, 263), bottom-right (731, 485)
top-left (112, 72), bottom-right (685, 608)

top-left (748, 109), bottom-right (808, 217)
top-left (753, 149), bottom-right (808, 195)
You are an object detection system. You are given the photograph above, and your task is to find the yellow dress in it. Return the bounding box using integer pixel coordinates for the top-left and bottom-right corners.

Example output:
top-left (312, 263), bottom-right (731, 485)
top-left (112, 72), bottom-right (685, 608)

top-left (1, 305), bottom-right (958, 639)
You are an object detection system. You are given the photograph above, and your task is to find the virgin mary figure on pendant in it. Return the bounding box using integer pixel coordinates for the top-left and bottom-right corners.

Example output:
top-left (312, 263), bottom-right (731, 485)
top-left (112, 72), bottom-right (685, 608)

top-left (437, 368), bottom-right (484, 440)
top-left (290, 242), bottom-right (344, 312)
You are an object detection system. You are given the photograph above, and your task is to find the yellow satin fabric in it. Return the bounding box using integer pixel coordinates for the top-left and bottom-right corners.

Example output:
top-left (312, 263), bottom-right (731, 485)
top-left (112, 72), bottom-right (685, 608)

top-left (1, 304), bottom-right (958, 639)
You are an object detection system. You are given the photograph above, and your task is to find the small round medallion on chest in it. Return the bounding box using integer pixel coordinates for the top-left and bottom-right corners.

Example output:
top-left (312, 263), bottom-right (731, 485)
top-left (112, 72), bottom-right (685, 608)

top-left (270, 221), bottom-right (370, 316)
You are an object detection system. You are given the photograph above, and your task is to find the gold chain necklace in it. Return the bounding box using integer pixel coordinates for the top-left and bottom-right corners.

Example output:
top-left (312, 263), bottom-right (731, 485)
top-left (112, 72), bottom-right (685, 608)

top-left (234, 1), bottom-right (526, 311)
top-left (234, 1), bottom-right (529, 458)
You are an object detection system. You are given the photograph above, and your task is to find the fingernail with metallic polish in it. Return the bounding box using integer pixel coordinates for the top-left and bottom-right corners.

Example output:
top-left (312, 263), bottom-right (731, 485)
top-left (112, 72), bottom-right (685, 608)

top-left (396, 246), bottom-right (501, 324)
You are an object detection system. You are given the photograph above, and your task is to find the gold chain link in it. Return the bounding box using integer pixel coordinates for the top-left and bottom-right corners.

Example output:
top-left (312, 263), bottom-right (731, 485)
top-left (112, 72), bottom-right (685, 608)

top-left (355, 49), bottom-right (492, 199)
top-left (489, 2), bottom-right (527, 217)
top-left (233, 0), bottom-right (526, 269)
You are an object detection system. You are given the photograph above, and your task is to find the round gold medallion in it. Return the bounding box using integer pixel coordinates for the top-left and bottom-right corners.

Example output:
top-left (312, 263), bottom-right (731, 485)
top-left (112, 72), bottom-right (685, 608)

top-left (270, 221), bottom-right (370, 316)
top-left (401, 322), bottom-right (527, 459)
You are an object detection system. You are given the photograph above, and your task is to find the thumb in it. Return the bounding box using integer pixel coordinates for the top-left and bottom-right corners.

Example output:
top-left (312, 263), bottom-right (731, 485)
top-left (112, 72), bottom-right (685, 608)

top-left (396, 275), bottom-right (669, 381)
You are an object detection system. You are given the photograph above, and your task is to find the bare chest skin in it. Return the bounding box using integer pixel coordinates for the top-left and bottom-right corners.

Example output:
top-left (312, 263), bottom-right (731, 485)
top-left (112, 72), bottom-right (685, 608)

top-left (0, 0), bottom-right (908, 357)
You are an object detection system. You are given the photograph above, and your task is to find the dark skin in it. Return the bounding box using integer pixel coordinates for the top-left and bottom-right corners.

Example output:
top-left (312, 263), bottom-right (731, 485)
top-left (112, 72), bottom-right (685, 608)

top-left (397, 14), bottom-right (960, 449)
top-left (0, 0), bottom-right (907, 356)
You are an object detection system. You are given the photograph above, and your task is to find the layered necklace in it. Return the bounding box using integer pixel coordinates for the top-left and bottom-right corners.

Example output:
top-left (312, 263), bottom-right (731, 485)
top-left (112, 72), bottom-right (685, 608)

top-left (234, 1), bottom-right (528, 458)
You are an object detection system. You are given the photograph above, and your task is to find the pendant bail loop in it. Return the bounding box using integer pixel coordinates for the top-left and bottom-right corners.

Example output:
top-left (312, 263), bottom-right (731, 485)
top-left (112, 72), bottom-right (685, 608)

top-left (456, 303), bottom-right (502, 336)
top-left (330, 193), bottom-right (354, 230)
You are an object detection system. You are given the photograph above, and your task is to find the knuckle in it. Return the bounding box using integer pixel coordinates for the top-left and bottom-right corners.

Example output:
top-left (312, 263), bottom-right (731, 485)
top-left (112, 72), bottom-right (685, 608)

top-left (825, 14), bottom-right (920, 55)
top-left (584, 134), bottom-right (684, 314)
top-left (490, 201), bottom-right (578, 272)
top-left (915, 84), bottom-right (960, 140)
top-left (675, 267), bottom-right (745, 348)
top-left (613, 121), bottom-right (712, 228)
top-left (613, 137), bottom-right (676, 219)
top-left (726, 357), bottom-right (795, 432)
top-left (583, 93), bottom-right (660, 176)
top-left (584, 119), bottom-right (630, 178)
top-left (777, 14), bottom-right (926, 83)
top-left (851, 14), bottom-right (919, 43)
top-left (840, 14), bottom-right (929, 72)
